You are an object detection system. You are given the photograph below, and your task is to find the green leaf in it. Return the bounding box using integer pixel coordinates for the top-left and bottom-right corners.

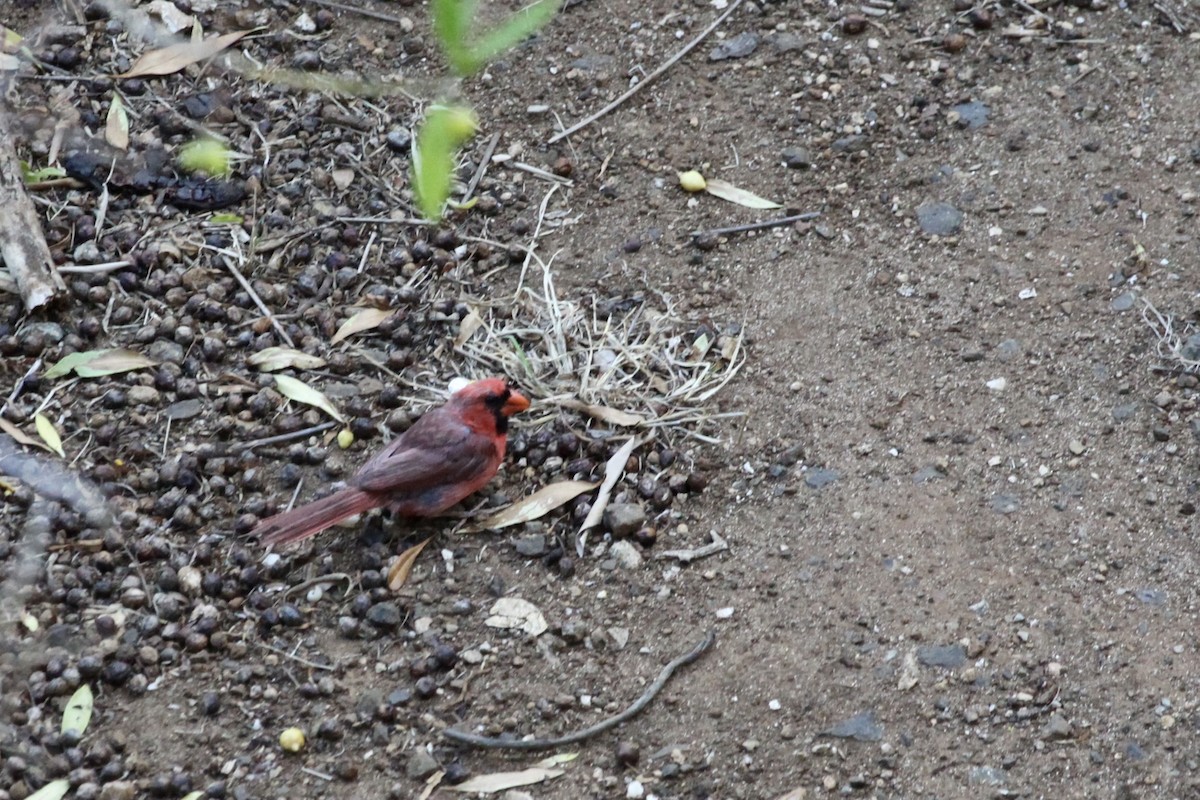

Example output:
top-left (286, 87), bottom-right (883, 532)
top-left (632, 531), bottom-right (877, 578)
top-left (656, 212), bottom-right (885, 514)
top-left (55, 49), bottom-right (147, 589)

top-left (34, 414), bottom-right (65, 458)
top-left (61, 684), bottom-right (94, 736)
top-left (433, 0), bottom-right (560, 76)
top-left (467, 0), bottom-right (561, 74)
top-left (412, 105), bottom-right (478, 221)
top-left (45, 348), bottom-right (157, 379)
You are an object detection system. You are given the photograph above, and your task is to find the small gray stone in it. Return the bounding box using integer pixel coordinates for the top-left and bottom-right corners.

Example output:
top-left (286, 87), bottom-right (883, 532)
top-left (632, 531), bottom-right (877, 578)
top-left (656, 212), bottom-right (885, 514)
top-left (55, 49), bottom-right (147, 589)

top-left (804, 468), bottom-right (839, 489)
top-left (365, 602), bottom-right (402, 629)
top-left (1043, 713), bottom-right (1073, 741)
top-left (996, 338), bottom-right (1021, 361)
top-left (22, 322), bottom-right (66, 343)
top-left (406, 749), bottom-right (440, 780)
top-left (1112, 403), bottom-right (1139, 422)
top-left (165, 399), bottom-right (204, 420)
top-left (1135, 588), bottom-right (1166, 607)
top-left (782, 146), bottom-right (813, 169)
top-left (1111, 292), bottom-right (1137, 312)
top-left (950, 101), bottom-right (990, 129)
top-left (709, 32), bottom-right (759, 61)
top-left (968, 766), bottom-right (1006, 786)
top-left (917, 644), bottom-right (966, 669)
top-left (604, 503), bottom-right (646, 537)
top-left (916, 202), bottom-right (964, 236)
top-left (822, 711), bottom-right (883, 742)
top-left (832, 135), bottom-right (866, 153)
top-left (912, 465), bottom-right (943, 484)
top-left (514, 535), bottom-right (547, 557)
top-left (990, 494), bottom-right (1020, 514)
top-left (127, 386), bottom-right (160, 405)
top-left (147, 339), bottom-right (185, 364)
top-left (609, 540), bottom-right (643, 570)
top-left (768, 31), bottom-right (805, 52)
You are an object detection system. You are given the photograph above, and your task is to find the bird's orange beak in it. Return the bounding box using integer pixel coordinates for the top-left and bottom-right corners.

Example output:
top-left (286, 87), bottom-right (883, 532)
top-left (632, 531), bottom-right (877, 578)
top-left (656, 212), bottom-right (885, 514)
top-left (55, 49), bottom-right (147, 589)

top-left (502, 389), bottom-right (531, 416)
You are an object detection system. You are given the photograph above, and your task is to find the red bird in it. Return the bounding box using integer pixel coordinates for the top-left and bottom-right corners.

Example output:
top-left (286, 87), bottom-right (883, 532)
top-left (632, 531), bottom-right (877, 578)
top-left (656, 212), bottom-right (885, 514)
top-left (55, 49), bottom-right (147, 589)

top-left (254, 378), bottom-right (530, 547)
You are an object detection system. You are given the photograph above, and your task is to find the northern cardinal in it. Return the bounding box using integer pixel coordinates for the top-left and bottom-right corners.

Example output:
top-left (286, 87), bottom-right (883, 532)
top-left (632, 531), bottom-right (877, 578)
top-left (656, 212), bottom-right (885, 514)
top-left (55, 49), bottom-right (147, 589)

top-left (253, 378), bottom-right (530, 547)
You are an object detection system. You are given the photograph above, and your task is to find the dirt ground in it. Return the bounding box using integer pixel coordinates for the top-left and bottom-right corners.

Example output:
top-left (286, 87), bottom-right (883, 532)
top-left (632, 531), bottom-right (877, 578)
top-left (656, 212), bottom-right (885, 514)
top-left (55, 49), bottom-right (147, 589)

top-left (4, 0), bottom-right (1200, 798)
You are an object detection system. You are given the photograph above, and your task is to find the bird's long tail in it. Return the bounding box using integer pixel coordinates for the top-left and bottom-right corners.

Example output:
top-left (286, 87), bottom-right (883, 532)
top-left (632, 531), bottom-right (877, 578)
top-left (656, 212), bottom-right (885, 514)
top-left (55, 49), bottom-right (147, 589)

top-left (253, 488), bottom-right (378, 547)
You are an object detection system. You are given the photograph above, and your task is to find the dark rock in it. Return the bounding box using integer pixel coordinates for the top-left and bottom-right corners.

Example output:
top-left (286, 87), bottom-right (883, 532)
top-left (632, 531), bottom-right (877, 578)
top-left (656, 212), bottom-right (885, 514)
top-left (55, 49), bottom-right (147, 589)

top-left (709, 32), bottom-right (759, 61)
top-left (916, 202), bottom-right (964, 236)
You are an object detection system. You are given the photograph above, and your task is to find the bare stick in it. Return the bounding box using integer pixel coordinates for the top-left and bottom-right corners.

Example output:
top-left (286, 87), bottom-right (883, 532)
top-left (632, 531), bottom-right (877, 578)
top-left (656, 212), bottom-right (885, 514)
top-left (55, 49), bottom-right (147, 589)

top-left (443, 629), bottom-right (717, 750)
top-left (257, 641), bottom-right (339, 672)
top-left (658, 531), bottom-right (728, 564)
top-left (0, 108), bottom-right (65, 310)
top-left (229, 421), bottom-right (337, 453)
top-left (547, 0), bottom-right (745, 144)
top-left (218, 254), bottom-right (296, 348)
top-left (306, 0), bottom-right (412, 24)
top-left (692, 212), bottom-right (821, 239)
top-left (464, 131), bottom-right (501, 203)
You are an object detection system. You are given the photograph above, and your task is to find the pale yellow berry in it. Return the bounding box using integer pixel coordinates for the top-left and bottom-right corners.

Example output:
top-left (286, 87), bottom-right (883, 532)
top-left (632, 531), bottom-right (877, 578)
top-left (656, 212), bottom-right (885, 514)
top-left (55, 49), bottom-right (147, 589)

top-left (279, 727), bottom-right (306, 752)
top-left (337, 428), bottom-right (354, 450)
top-left (677, 170), bottom-right (707, 192)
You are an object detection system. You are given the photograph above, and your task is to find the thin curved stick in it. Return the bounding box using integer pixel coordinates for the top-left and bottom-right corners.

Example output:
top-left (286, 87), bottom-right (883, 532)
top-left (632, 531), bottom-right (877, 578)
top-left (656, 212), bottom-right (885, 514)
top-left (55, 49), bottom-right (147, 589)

top-left (546, 0), bottom-right (745, 144)
top-left (443, 629), bottom-right (717, 750)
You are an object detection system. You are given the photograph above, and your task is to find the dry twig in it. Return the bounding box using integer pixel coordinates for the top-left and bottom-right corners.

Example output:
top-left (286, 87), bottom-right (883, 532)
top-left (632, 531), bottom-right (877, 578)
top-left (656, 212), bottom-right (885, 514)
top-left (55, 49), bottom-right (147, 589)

top-left (443, 629), bottom-right (717, 750)
top-left (547, 0), bottom-right (746, 144)
top-left (0, 108), bottom-right (64, 310)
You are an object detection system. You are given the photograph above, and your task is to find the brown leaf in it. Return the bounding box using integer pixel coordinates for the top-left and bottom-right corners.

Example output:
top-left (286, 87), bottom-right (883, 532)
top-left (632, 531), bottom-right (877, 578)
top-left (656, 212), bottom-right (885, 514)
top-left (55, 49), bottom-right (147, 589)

top-left (0, 417), bottom-right (52, 453)
top-left (121, 30), bottom-right (250, 78)
top-left (387, 537), bottom-right (432, 590)
top-left (447, 767), bottom-right (565, 793)
top-left (557, 397), bottom-right (644, 427)
top-left (105, 95), bottom-right (129, 151)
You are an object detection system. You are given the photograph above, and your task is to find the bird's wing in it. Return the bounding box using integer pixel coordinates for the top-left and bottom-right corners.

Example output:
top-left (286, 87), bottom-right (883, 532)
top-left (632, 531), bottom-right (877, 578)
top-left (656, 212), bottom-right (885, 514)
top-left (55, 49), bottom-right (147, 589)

top-left (350, 411), bottom-right (498, 494)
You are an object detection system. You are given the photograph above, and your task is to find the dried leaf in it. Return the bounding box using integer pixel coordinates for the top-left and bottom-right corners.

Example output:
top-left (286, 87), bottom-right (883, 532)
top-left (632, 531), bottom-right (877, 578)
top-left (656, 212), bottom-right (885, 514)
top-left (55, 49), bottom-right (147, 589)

top-left (447, 768), bottom-right (564, 793)
top-left (105, 95), bottom-right (129, 151)
top-left (330, 307), bottom-right (393, 345)
top-left (485, 597), bottom-right (547, 636)
top-left (704, 178), bottom-right (781, 209)
top-left (557, 397), bottom-right (644, 427)
top-left (580, 438), bottom-right (638, 532)
top-left (690, 332), bottom-right (712, 360)
top-left (331, 168), bottom-right (354, 190)
top-left (0, 417), bottom-right (52, 452)
top-left (387, 537), bottom-right (432, 590)
top-left (19, 611), bottom-right (38, 632)
top-left (454, 309), bottom-right (484, 346)
top-left (536, 753), bottom-right (579, 768)
top-left (34, 414), bottom-right (64, 458)
top-left (45, 348), bottom-right (156, 379)
top-left (147, 0), bottom-right (194, 33)
top-left (472, 481), bottom-right (597, 531)
top-left (274, 375), bottom-right (345, 422)
top-left (61, 684), bottom-right (93, 736)
top-left (180, 793), bottom-right (205, 800)
top-left (247, 347), bottom-right (327, 372)
top-left (26, 780), bottom-right (70, 800)
top-left (122, 30), bottom-right (250, 78)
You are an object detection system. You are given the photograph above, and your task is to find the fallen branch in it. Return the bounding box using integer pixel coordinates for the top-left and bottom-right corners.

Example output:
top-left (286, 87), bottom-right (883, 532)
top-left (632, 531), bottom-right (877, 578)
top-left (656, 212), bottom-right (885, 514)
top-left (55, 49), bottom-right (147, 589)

top-left (658, 531), bottom-right (728, 563)
top-left (547, 0), bottom-right (745, 144)
top-left (443, 629), bottom-right (716, 750)
top-left (0, 107), bottom-right (64, 310)
top-left (692, 212), bottom-right (822, 240)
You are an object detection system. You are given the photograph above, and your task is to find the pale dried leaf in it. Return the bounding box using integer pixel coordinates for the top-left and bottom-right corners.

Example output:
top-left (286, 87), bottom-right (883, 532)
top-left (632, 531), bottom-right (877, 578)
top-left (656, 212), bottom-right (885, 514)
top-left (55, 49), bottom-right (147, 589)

top-left (774, 789), bottom-right (809, 800)
top-left (536, 753), bottom-right (579, 768)
top-left (485, 597), bottom-right (547, 636)
top-left (105, 95), bottom-right (129, 151)
top-left (455, 309), bottom-right (484, 346)
top-left (148, 0), bottom-right (194, 33)
top-left (61, 684), bottom-right (93, 735)
top-left (330, 307), bottom-right (393, 345)
top-left (580, 438), bottom-right (638, 532)
top-left (19, 611), bottom-right (38, 632)
top-left (387, 537), bottom-right (432, 590)
top-left (247, 347), bottom-right (327, 372)
top-left (331, 168), bottom-right (354, 190)
top-left (26, 780), bottom-right (70, 800)
top-left (416, 770), bottom-right (444, 800)
top-left (274, 374), bottom-right (345, 422)
top-left (704, 178), bottom-right (781, 209)
top-left (472, 481), bottom-right (597, 531)
top-left (46, 348), bottom-right (157, 379)
top-left (447, 768), bottom-right (564, 793)
top-left (557, 397), bottom-right (644, 427)
top-left (690, 332), bottom-right (712, 360)
top-left (122, 30), bottom-right (250, 78)
top-left (0, 417), bottom-right (52, 452)
top-left (34, 414), bottom-right (64, 458)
